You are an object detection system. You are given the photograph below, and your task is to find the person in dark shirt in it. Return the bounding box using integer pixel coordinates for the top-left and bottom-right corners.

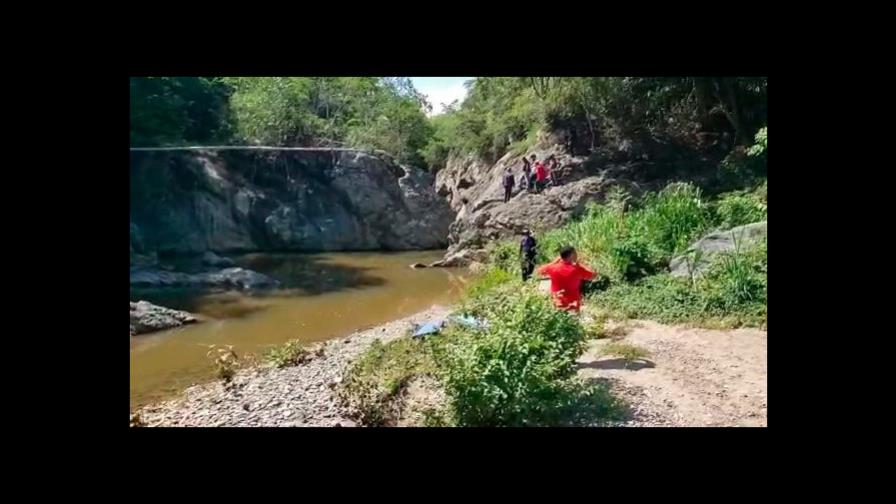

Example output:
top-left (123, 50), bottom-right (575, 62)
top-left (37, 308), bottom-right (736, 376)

top-left (547, 155), bottom-right (561, 186)
top-left (527, 154), bottom-right (537, 192)
top-left (522, 156), bottom-right (532, 186)
top-left (520, 230), bottom-right (538, 281)
top-left (502, 167), bottom-right (515, 203)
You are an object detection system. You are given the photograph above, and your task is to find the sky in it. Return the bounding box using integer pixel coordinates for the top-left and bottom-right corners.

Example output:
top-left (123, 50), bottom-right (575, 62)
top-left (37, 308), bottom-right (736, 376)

top-left (409, 77), bottom-right (473, 116)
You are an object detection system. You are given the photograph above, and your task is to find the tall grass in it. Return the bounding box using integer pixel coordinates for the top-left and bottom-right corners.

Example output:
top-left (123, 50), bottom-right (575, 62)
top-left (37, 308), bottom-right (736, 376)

top-left (534, 182), bottom-right (712, 282)
top-left (593, 238), bottom-right (767, 328)
top-left (480, 180), bottom-right (768, 328)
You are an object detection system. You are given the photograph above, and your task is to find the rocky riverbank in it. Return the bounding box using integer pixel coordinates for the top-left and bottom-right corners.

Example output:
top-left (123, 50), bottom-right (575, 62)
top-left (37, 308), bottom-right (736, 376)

top-left (130, 301), bottom-right (197, 336)
top-left (133, 306), bottom-right (450, 427)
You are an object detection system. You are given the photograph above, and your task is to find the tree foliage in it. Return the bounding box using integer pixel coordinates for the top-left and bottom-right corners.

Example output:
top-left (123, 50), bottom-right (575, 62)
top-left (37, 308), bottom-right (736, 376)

top-left (130, 76), bottom-right (767, 171)
top-left (131, 77), bottom-right (433, 166)
top-left (129, 77), bottom-right (232, 146)
top-left (423, 77), bottom-right (768, 168)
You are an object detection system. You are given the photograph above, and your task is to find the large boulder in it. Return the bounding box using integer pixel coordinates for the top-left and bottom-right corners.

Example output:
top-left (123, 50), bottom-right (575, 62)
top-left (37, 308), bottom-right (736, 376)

top-left (428, 248), bottom-right (487, 268)
top-left (130, 148), bottom-right (455, 255)
top-left (669, 221), bottom-right (767, 278)
top-left (130, 300), bottom-right (197, 336)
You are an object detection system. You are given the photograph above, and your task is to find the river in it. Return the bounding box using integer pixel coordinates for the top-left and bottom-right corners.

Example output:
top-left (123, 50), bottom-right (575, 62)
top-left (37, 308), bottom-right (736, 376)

top-left (130, 250), bottom-right (468, 409)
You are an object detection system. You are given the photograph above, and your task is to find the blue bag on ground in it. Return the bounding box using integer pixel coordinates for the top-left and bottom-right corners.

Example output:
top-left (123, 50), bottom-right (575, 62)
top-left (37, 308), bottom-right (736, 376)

top-left (449, 314), bottom-right (488, 330)
top-left (412, 319), bottom-right (446, 338)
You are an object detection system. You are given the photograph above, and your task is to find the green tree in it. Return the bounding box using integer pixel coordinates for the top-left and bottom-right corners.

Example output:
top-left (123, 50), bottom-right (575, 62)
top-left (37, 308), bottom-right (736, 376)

top-left (130, 77), bottom-right (231, 146)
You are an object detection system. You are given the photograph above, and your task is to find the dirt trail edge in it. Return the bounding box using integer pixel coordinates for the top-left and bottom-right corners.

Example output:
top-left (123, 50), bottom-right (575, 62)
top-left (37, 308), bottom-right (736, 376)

top-left (578, 319), bottom-right (767, 427)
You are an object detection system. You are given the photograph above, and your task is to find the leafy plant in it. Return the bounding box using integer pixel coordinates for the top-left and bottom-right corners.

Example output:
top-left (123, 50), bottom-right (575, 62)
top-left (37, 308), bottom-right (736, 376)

top-left (713, 191), bottom-right (767, 229)
top-left (206, 344), bottom-right (239, 383)
top-left (747, 127), bottom-right (767, 157)
top-left (264, 340), bottom-right (312, 369)
top-left (484, 239), bottom-right (522, 276)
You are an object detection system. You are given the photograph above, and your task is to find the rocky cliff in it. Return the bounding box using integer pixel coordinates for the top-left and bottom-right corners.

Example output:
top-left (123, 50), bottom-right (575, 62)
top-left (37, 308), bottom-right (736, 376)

top-left (130, 148), bottom-right (454, 258)
top-left (432, 134), bottom-right (721, 265)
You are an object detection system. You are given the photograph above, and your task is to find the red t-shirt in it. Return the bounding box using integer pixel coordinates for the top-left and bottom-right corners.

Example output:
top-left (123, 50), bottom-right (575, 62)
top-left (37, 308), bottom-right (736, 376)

top-left (535, 162), bottom-right (547, 181)
top-left (538, 259), bottom-right (595, 311)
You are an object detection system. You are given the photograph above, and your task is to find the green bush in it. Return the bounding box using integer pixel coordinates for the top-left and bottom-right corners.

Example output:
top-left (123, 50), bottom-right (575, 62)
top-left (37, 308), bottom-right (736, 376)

top-left (443, 283), bottom-right (620, 426)
top-left (484, 240), bottom-right (521, 276)
top-left (608, 235), bottom-right (657, 281)
top-left (593, 239), bottom-right (767, 328)
top-left (747, 127), bottom-right (767, 157)
top-left (713, 190), bottom-right (767, 229)
top-left (264, 340), bottom-right (311, 369)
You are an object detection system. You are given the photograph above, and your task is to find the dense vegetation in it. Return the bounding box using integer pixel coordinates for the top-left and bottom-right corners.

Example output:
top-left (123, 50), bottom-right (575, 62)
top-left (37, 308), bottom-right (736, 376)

top-left (484, 148), bottom-right (768, 329)
top-left (335, 176), bottom-right (767, 427)
top-left (131, 77), bottom-right (767, 172)
top-left (130, 77), bottom-right (432, 165)
top-left (421, 77), bottom-right (767, 167)
top-left (338, 282), bottom-right (624, 427)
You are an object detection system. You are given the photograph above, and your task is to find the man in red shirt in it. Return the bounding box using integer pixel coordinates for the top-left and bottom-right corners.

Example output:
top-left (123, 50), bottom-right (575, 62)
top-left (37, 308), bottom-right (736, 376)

top-left (538, 246), bottom-right (596, 312)
top-left (534, 160), bottom-right (547, 192)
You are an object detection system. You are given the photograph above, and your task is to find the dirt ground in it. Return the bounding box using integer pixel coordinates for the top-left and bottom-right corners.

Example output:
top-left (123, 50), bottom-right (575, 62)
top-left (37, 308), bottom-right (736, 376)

top-left (577, 319), bottom-right (767, 427)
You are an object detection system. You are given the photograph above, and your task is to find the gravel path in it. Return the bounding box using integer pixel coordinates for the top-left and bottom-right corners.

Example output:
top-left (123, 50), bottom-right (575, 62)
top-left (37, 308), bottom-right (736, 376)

top-left (136, 306), bottom-right (450, 427)
top-left (577, 320), bottom-right (767, 427)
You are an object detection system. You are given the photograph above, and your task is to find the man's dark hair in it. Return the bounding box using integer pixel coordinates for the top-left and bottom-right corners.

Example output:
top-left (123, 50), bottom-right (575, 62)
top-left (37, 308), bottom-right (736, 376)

top-left (530, 154), bottom-right (536, 159)
top-left (560, 246), bottom-right (576, 260)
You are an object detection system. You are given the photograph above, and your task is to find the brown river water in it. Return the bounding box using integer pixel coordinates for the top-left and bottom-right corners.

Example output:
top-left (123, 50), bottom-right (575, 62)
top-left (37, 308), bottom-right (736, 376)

top-left (130, 250), bottom-right (469, 409)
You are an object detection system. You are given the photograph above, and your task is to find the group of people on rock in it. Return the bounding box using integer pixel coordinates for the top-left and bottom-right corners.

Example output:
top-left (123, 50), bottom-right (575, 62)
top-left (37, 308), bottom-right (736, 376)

top-left (502, 154), bottom-right (562, 203)
top-left (519, 230), bottom-right (595, 313)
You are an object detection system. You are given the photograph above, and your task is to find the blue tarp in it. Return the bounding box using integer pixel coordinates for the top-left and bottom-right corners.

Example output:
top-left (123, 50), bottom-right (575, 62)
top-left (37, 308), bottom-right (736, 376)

top-left (412, 315), bottom-right (488, 338)
top-left (412, 319), bottom-right (445, 338)
top-left (449, 314), bottom-right (488, 330)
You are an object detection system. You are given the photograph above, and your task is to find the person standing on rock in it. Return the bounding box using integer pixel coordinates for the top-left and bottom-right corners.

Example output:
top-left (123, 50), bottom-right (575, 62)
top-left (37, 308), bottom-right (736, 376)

top-left (520, 230), bottom-right (538, 281)
top-left (538, 246), bottom-right (595, 312)
top-left (521, 156), bottom-right (532, 192)
top-left (535, 158), bottom-right (548, 192)
top-left (547, 155), bottom-right (560, 186)
top-left (502, 167), bottom-right (515, 203)
top-left (528, 154), bottom-right (538, 192)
